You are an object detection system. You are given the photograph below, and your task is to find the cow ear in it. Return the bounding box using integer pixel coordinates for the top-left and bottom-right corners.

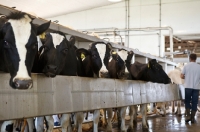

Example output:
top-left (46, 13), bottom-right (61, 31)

top-left (76, 48), bottom-right (90, 58)
top-left (69, 36), bottom-right (76, 45)
top-left (37, 20), bottom-right (51, 35)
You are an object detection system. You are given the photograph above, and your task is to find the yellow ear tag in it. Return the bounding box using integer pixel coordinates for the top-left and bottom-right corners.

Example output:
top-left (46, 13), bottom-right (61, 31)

top-left (39, 32), bottom-right (46, 39)
top-left (112, 52), bottom-right (117, 54)
top-left (81, 53), bottom-right (85, 59)
top-left (148, 63), bottom-right (150, 68)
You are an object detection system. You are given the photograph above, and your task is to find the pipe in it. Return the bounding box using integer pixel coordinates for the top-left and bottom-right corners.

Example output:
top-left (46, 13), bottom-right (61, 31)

top-left (125, 0), bottom-right (130, 47)
top-left (114, 31), bottom-right (123, 45)
top-left (159, 0), bottom-right (161, 57)
top-left (97, 33), bottom-right (159, 36)
top-left (81, 27), bottom-right (174, 58)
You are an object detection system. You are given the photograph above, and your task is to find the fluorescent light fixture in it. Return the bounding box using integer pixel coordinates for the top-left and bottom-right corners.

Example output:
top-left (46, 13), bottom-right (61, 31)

top-left (108, 0), bottom-right (122, 2)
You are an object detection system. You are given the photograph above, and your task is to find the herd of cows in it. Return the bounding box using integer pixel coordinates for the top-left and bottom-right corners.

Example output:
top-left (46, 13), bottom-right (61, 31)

top-left (0, 12), bottom-right (184, 132)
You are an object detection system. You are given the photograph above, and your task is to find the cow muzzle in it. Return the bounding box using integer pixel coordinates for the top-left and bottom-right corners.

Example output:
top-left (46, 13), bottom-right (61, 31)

top-left (99, 71), bottom-right (109, 78)
top-left (44, 65), bottom-right (57, 77)
top-left (13, 79), bottom-right (33, 89)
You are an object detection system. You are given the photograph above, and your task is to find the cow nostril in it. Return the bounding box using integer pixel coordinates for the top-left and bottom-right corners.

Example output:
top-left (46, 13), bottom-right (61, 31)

top-left (26, 82), bottom-right (32, 88)
top-left (14, 82), bottom-right (20, 88)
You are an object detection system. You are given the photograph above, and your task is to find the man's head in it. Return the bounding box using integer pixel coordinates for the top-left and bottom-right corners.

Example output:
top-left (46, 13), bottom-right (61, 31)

top-left (189, 53), bottom-right (197, 62)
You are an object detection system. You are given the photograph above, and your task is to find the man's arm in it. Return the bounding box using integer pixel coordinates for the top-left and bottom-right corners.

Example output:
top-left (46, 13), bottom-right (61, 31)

top-left (180, 73), bottom-right (185, 79)
top-left (181, 65), bottom-right (186, 79)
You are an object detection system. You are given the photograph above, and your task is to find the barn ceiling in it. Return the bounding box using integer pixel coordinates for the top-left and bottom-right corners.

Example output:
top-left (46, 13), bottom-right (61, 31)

top-left (0, 0), bottom-right (121, 18)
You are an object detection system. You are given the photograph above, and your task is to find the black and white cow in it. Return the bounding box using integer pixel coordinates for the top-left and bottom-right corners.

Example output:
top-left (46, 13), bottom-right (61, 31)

top-left (168, 64), bottom-right (185, 115)
top-left (76, 48), bottom-right (94, 77)
top-left (0, 11), bottom-right (50, 89)
top-left (107, 49), bottom-right (147, 131)
top-left (0, 12), bottom-right (50, 132)
top-left (107, 50), bottom-right (129, 131)
top-left (125, 51), bottom-right (171, 130)
top-left (36, 32), bottom-right (84, 132)
top-left (77, 42), bottom-right (113, 132)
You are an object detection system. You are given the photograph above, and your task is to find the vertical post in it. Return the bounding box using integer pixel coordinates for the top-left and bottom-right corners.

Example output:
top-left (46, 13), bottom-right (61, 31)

top-left (167, 65), bottom-right (175, 73)
top-left (159, 62), bottom-right (168, 73)
top-left (158, 0), bottom-right (161, 57)
top-left (135, 56), bottom-right (148, 64)
top-left (125, 0), bottom-right (130, 47)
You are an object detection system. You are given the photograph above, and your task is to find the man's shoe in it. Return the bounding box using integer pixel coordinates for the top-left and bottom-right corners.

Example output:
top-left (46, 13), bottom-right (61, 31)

top-left (191, 111), bottom-right (196, 123)
top-left (185, 108), bottom-right (191, 123)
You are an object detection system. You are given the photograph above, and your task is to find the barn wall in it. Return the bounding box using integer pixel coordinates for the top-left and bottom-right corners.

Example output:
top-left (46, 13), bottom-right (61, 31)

top-left (48, 0), bottom-right (200, 57)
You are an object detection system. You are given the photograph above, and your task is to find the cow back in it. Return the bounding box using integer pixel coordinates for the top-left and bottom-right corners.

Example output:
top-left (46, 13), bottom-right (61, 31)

top-left (129, 61), bottom-right (148, 80)
top-left (168, 69), bottom-right (184, 84)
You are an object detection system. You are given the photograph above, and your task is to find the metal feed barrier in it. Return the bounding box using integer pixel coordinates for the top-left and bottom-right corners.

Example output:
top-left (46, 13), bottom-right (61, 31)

top-left (0, 73), bottom-right (181, 121)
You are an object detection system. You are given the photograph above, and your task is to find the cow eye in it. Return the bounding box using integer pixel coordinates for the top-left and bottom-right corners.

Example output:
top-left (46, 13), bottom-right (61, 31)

top-left (92, 54), bottom-right (96, 58)
top-left (4, 40), bottom-right (10, 48)
top-left (62, 48), bottom-right (68, 54)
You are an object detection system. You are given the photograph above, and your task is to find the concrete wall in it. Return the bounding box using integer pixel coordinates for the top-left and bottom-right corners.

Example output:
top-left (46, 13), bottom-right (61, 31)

top-left (0, 73), bottom-right (180, 120)
top-left (48, 0), bottom-right (200, 57)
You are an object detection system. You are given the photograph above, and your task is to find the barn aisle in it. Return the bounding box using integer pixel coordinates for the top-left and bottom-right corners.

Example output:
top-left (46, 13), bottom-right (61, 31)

top-left (53, 109), bottom-right (200, 132)
top-left (1, 107), bottom-right (200, 131)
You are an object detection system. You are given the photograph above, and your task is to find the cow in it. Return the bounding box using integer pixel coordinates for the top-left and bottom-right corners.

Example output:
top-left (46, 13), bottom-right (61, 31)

top-left (107, 49), bottom-right (130, 131)
top-left (76, 42), bottom-right (113, 132)
top-left (0, 12), bottom-right (50, 132)
top-left (168, 64), bottom-right (185, 115)
top-left (35, 32), bottom-right (85, 132)
top-left (0, 11), bottom-right (50, 89)
top-left (76, 48), bottom-right (93, 78)
top-left (125, 50), bottom-right (171, 130)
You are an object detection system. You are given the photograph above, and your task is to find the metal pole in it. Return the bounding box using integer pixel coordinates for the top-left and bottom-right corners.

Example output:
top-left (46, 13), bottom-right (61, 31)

top-left (158, 0), bottom-right (161, 57)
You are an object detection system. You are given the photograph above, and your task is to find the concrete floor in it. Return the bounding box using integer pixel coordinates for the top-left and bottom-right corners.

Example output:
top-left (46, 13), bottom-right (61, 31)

top-left (89, 112), bottom-right (200, 132)
top-left (1, 107), bottom-right (200, 132)
top-left (127, 113), bottom-right (200, 132)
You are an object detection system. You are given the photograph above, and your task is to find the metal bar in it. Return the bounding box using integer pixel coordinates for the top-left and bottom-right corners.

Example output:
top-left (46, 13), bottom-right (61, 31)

top-left (0, 73), bottom-right (181, 121)
top-left (0, 4), bottom-right (176, 66)
top-left (0, 4), bottom-right (100, 42)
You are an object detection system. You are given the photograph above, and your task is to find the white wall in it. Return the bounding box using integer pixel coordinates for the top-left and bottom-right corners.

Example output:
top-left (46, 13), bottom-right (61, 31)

top-left (48, 0), bottom-right (200, 57)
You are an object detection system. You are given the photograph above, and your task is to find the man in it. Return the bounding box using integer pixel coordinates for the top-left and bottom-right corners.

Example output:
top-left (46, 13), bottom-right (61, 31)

top-left (180, 53), bottom-right (200, 123)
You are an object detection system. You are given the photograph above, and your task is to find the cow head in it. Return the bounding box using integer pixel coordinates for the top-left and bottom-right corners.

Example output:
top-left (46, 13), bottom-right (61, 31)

top-left (108, 51), bottom-right (126, 79)
top-left (148, 59), bottom-right (171, 84)
top-left (126, 51), bottom-right (134, 63)
top-left (39, 32), bottom-right (68, 77)
top-left (56, 36), bottom-right (78, 76)
top-left (76, 48), bottom-right (94, 77)
top-left (148, 59), bottom-right (162, 71)
top-left (0, 12), bottom-right (50, 89)
top-left (89, 42), bottom-right (112, 78)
